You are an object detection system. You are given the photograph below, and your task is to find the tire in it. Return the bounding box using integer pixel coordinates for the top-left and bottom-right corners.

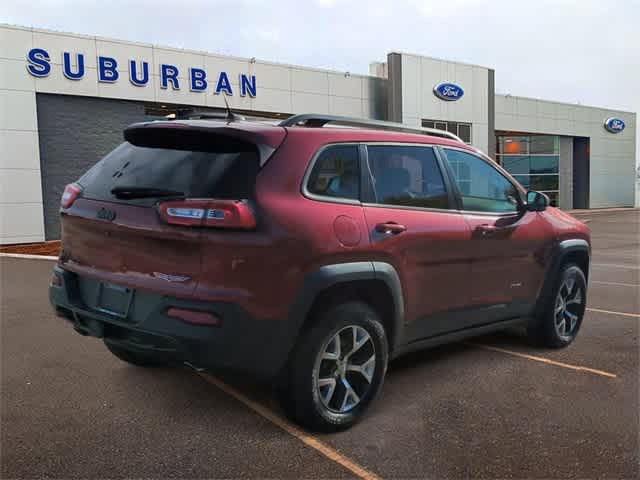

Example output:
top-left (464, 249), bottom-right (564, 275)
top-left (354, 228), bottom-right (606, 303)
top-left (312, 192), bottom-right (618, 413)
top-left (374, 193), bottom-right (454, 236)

top-left (104, 341), bottom-right (168, 367)
top-left (528, 263), bottom-right (587, 348)
top-left (279, 301), bottom-right (389, 432)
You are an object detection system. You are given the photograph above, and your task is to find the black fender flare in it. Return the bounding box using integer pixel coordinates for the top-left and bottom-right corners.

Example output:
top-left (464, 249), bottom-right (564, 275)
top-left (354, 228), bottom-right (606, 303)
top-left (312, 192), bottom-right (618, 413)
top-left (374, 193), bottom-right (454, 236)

top-left (536, 238), bottom-right (590, 316)
top-left (286, 261), bottom-right (405, 355)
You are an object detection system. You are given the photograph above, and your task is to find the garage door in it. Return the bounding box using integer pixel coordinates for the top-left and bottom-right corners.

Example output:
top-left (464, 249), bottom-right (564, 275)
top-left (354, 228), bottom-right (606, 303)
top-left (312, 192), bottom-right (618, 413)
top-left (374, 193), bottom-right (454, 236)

top-left (36, 94), bottom-right (154, 240)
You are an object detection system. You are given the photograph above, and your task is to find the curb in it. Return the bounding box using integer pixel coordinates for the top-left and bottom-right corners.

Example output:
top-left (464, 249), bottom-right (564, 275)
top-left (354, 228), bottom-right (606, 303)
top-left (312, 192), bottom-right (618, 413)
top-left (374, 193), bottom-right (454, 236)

top-left (0, 253), bottom-right (58, 261)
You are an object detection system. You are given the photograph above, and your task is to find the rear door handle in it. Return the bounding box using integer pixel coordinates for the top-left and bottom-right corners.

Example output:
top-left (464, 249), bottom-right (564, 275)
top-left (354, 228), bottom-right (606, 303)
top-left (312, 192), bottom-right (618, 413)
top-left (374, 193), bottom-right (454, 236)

top-left (375, 222), bottom-right (407, 235)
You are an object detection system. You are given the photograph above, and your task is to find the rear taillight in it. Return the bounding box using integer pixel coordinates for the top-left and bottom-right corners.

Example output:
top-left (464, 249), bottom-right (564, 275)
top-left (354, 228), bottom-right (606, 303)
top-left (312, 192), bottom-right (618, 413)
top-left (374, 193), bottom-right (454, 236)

top-left (50, 272), bottom-right (62, 287)
top-left (61, 183), bottom-right (82, 209)
top-left (157, 199), bottom-right (256, 230)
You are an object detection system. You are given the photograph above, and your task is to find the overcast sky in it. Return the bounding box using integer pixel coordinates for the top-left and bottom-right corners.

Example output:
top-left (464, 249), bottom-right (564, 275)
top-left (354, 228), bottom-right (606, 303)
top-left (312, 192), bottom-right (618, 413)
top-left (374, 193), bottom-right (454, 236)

top-left (2, 0), bottom-right (639, 161)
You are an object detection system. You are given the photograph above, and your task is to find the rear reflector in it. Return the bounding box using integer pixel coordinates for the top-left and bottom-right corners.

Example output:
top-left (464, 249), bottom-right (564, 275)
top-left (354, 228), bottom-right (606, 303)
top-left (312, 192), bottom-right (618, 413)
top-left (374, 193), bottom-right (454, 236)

top-left (166, 307), bottom-right (222, 326)
top-left (61, 183), bottom-right (82, 209)
top-left (158, 199), bottom-right (256, 229)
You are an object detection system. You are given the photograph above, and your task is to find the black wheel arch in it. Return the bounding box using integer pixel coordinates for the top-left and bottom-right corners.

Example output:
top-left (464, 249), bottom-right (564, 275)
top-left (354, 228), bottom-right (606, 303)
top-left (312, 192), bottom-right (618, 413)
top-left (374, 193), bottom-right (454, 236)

top-left (287, 261), bottom-right (405, 357)
top-left (536, 238), bottom-right (590, 316)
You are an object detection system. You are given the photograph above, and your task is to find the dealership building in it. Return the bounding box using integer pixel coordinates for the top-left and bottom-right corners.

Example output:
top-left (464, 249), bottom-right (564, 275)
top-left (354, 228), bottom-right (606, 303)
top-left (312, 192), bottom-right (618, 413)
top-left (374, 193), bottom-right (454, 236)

top-left (1, 23), bottom-right (637, 244)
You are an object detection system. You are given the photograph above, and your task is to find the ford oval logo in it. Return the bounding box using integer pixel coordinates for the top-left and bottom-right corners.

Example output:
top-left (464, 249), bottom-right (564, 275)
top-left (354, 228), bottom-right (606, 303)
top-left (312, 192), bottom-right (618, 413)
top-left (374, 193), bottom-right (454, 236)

top-left (433, 82), bottom-right (464, 101)
top-left (604, 117), bottom-right (625, 134)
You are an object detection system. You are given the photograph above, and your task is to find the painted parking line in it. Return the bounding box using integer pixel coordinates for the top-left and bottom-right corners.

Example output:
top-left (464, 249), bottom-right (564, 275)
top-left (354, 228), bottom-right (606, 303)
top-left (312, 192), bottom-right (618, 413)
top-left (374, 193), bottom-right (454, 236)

top-left (467, 343), bottom-right (617, 379)
top-left (592, 263), bottom-right (640, 270)
top-left (589, 280), bottom-right (640, 288)
top-left (198, 373), bottom-right (381, 480)
top-left (590, 280), bottom-right (639, 288)
top-left (592, 252), bottom-right (640, 260)
top-left (587, 307), bottom-right (640, 318)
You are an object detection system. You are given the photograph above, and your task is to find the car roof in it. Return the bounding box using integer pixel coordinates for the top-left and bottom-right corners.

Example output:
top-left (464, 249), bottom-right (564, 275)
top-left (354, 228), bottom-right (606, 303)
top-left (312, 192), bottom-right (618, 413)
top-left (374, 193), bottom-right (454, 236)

top-left (125, 118), bottom-right (474, 151)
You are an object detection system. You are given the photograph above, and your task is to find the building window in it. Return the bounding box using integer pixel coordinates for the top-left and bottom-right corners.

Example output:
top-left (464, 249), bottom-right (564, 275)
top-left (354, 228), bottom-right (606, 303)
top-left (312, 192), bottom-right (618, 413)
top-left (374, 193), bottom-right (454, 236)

top-left (422, 119), bottom-right (472, 144)
top-left (496, 135), bottom-right (560, 206)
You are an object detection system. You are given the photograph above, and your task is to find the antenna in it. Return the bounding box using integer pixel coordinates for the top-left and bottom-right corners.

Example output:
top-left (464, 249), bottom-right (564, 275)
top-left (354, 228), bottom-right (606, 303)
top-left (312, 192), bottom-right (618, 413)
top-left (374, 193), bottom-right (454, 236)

top-left (222, 96), bottom-right (245, 122)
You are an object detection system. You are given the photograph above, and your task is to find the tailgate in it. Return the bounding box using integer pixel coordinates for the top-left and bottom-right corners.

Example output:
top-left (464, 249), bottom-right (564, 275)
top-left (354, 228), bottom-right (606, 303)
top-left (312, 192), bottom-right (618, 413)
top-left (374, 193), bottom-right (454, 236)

top-left (57, 120), bottom-right (286, 301)
top-left (60, 198), bottom-right (203, 299)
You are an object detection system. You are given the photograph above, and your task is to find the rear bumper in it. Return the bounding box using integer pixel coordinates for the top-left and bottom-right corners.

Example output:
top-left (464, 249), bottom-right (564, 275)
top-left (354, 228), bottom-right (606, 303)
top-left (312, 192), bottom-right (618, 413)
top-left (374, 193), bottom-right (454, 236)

top-left (49, 265), bottom-right (293, 379)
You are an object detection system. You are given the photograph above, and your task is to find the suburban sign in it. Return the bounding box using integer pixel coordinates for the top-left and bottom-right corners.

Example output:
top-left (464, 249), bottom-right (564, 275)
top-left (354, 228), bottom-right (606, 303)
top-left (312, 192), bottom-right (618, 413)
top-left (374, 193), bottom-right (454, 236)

top-left (25, 47), bottom-right (257, 97)
top-left (433, 82), bottom-right (464, 101)
top-left (603, 117), bottom-right (625, 134)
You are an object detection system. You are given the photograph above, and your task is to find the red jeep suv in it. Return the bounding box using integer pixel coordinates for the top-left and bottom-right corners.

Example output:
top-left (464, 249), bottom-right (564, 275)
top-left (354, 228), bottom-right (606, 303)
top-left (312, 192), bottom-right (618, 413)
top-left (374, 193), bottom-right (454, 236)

top-left (50, 113), bottom-right (590, 431)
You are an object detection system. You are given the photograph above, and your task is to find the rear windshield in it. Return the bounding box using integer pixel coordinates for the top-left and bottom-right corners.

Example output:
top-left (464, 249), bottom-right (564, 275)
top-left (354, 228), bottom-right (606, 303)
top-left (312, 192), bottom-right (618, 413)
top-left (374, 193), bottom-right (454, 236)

top-left (79, 141), bottom-right (259, 206)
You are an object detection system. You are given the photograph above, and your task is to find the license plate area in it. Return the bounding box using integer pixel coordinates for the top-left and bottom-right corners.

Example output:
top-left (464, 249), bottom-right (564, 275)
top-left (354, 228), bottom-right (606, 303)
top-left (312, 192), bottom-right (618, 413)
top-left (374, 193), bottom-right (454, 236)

top-left (96, 283), bottom-right (134, 318)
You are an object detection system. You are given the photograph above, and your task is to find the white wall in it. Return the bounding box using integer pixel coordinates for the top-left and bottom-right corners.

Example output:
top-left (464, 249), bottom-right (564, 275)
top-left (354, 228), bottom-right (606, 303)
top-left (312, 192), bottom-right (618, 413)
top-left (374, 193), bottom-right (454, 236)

top-left (397, 53), bottom-right (491, 153)
top-left (495, 95), bottom-right (637, 208)
top-left (0, 25), bottom-right (45, 243)
top-left (4, 25), bottom-right (384, 115)
top-left (0, 24), bottom-right (387, 244)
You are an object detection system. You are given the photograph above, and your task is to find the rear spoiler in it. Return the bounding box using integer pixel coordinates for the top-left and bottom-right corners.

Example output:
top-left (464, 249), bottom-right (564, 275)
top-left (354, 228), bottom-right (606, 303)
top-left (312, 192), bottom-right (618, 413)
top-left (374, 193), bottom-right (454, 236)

top-left (123, 121), bottom-right (286, 167)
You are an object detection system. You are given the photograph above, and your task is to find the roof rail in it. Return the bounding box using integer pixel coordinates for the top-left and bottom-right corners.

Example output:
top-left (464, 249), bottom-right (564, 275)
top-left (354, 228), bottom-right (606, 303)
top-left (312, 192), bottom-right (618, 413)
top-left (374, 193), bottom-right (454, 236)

top-left (279, 113), bottom-right (463, 142)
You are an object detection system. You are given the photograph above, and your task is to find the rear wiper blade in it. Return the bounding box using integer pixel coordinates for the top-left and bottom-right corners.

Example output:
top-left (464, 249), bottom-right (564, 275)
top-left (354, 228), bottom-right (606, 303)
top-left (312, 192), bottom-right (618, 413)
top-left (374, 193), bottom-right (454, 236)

top-left (110, 186), bottom-right (186, 199)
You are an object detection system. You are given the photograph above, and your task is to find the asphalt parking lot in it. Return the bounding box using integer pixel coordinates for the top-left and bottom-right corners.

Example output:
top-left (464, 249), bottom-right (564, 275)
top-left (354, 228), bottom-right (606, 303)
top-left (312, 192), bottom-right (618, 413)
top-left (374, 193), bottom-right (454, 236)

top-left (1, 209), bottom-right (638, 479)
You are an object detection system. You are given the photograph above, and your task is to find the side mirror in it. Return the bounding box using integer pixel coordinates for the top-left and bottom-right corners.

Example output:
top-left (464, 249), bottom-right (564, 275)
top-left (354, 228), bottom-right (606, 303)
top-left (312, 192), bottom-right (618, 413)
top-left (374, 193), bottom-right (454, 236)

top-left (525, 190), bottom-right (549, 211)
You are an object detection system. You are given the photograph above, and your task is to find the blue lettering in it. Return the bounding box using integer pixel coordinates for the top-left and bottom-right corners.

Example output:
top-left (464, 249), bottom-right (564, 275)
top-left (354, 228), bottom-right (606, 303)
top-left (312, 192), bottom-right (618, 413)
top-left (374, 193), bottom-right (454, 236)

top-left (160, 64), bottom-right (180, 90)
top-left (190, 68), bottom-right (207, 92)
top-left (98, 56), bottom-right (119, 82)
top-left (215, 71), bottom-right (233, 95)
top-left (26, 48), bottom-right (51, 77)
top-left (129, 60), bottom-right (149, 86)
top-left (62, 52), bottom-right (85, 80)
top-left (240, 74), bottom-right (256, 97)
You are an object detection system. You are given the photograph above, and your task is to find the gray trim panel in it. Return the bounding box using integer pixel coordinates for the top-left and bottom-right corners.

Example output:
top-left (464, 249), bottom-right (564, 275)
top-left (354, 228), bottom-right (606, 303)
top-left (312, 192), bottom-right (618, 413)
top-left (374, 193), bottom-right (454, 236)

top-left (487, 69), bottom-right (496, 160)
top-left (387, 53), bottom-right (403, 123)
top-left (558, 238), bottom-right (590, 253)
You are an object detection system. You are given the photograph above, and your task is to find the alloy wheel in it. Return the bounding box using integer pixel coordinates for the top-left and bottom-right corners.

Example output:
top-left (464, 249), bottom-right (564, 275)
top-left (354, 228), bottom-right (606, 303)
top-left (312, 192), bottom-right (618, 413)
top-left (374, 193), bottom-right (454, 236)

top-left (554, 272), bottom-right (584, 340)
top-left (314, 325), bottom-right (376, 413)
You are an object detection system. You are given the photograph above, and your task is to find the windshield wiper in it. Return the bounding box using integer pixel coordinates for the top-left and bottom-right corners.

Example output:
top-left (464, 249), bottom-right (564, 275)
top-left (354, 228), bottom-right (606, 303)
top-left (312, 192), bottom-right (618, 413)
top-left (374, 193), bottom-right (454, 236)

top-left (111, 186), bottom-right (186, 199)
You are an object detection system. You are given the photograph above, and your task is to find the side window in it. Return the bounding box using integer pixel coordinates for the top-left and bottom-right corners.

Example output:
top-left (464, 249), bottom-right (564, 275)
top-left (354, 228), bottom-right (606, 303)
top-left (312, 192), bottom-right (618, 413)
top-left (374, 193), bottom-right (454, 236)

top-left (366, 145), bottom-right (449, 209)
top-left (306, 145), bottom-right (360, 201)
top-left (444, 148), bottom-right (519, 213)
